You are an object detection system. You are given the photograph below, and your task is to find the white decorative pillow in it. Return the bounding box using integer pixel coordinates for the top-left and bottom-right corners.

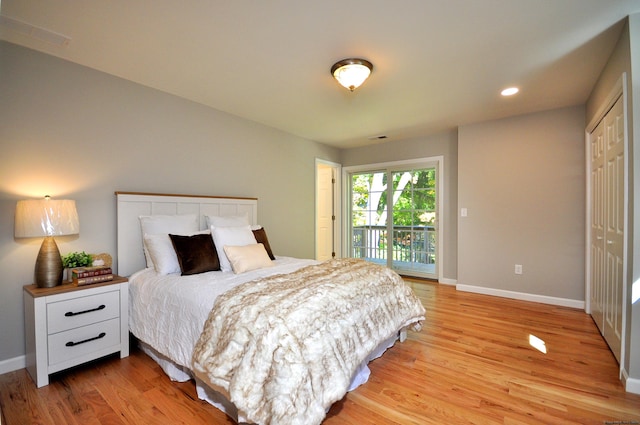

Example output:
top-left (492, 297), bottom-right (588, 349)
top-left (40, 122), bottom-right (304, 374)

top-left (224, 243), bottom-right (273, 274)
top-left (144, 230), bottom-right (210, 275)
top-left (210, 225), bottom-right (257, 272)
top-left (143, 233), bottom-right (181, 275)
top-left (205, 212), bottom-right (249, 228)
top-left (139, 214), bottom-right (199, 267)
top-left (139, 214), bottom-right (199, 234)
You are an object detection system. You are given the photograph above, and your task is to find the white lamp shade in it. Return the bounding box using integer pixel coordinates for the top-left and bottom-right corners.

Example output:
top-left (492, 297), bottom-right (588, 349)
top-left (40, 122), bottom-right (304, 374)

top-left (15, 199), bottom-right (80, 238)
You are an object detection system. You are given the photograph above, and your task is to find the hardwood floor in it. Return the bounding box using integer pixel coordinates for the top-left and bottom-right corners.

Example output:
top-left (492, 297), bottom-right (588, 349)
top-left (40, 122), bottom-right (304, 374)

top-left (1, 281), bottom-right (639, 424)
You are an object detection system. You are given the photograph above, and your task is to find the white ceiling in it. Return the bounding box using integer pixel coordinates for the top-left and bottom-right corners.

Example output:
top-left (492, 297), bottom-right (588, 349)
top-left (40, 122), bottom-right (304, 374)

top-left (1, 1), bottom-right (639, 148)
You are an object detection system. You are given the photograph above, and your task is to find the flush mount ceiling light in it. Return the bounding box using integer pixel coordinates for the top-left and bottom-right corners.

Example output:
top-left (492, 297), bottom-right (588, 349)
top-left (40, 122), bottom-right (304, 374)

top-left (331, 58), bottom-right (373, 92)
top-left (501, 87), bottom-right (519, 96)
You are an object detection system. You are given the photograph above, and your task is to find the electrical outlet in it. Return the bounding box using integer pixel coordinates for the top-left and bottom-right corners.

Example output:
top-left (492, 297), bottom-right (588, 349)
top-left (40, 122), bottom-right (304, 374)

top-left (515, 264), bottom-right (523, 275)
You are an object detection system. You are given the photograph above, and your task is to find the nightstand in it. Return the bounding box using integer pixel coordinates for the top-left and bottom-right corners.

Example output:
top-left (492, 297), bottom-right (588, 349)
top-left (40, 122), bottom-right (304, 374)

top-left (23, 276), bottom-right (129, 388)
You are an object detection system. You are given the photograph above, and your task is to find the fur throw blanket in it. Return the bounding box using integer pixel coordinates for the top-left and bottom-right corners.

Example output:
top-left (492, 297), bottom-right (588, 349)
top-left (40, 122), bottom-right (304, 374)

top-left (192, 258), bottom-right (425, 425)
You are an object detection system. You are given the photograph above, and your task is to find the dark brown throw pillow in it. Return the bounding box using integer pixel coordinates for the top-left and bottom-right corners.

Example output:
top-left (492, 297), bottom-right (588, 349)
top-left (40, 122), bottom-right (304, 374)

top-left (252, 227), bottom-right (275, 260)
top-left (169, 233), bottom-right (220, 275)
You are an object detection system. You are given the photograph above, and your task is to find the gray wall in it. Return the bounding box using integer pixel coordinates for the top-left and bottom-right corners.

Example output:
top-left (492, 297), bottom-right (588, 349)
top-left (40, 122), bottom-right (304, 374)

top-left (457, 105), bottom-right (586, 301)
top-left (0, 41), bottom-right (340, 363)
top-left (340, 131), bottom-right (458, 282)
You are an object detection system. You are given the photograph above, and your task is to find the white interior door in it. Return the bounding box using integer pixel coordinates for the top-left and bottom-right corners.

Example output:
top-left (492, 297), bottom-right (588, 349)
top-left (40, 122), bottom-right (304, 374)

top-left (316, 162), bottom-right (337, 261)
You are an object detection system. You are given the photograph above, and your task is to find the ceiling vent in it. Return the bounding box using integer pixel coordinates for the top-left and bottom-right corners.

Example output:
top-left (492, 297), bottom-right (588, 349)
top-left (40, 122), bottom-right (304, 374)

top-left (368, 135), bottom-right (388, 140)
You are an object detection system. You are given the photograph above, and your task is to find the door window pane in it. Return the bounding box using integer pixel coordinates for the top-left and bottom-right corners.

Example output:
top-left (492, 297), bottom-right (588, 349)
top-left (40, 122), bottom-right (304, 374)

top-left (391, 169), bottom-right (436, 275)
top-left (351, 172), bottom-right (387, 264)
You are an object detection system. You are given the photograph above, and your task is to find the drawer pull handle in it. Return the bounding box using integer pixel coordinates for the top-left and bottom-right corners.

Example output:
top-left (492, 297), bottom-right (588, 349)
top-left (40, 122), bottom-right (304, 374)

top-left (66, 332), bottom-right (106, 347)
top-left (65, 304), bottom-right (106, 317)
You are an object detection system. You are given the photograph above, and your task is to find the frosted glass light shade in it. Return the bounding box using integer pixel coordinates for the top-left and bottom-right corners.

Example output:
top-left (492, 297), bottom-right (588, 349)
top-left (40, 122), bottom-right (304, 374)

top-left (15, 199), bottom-right (79, 238)
top-left (331, 58), bottom-right (373, 92)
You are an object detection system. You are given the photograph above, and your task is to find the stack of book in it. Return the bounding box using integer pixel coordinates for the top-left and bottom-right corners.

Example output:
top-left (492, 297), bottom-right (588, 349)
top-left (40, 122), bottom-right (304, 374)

top-left (71, 266), bottom-right (113, 286)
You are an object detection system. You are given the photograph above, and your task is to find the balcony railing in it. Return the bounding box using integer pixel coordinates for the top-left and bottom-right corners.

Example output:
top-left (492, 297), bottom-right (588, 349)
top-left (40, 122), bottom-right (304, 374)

top-left (352, 225), bottom-right (436, 265)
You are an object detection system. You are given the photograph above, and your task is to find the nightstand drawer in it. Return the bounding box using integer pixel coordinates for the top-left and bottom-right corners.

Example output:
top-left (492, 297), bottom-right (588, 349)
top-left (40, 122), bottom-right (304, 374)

top-left (48, 318), bottom-right (121, 366)
top-left (47, 290), bottom-right (120, 334)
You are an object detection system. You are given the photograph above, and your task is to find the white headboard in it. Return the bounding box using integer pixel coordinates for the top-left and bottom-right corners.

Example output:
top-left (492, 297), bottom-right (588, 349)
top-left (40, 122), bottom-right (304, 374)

top-left (116, 192), bottom-right (258, 277)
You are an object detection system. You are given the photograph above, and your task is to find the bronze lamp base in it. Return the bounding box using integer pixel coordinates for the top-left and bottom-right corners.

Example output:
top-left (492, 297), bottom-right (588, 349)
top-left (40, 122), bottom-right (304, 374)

top-left (34, 236), bottom-right (63, 288)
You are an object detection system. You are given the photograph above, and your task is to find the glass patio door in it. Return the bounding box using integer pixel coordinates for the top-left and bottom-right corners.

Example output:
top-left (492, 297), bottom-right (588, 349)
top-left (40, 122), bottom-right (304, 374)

top-left (349, 163), bottom-right (438, 279)
top-left (389, 168), bottom-right (437, 276)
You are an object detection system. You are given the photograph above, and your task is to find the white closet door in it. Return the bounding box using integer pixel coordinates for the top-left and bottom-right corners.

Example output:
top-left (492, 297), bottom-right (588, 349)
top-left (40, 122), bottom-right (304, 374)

top-left (590, 119), bottom-right (605, 334)
top-left (603, 96), bottom-right (624, 362)
top-left (589, 94), bottom-right (624, 363)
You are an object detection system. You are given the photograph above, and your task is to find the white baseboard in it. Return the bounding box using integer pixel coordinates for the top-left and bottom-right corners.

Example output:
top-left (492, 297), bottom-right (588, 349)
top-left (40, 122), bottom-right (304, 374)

top-left (438, 277), bottom-right (457, 285)
top-left (456, 284), bottom-right (585, 309)
top-left (0, 355), bottom-right (25, 375)
top-left (622, 368), bottom-right (640, 395)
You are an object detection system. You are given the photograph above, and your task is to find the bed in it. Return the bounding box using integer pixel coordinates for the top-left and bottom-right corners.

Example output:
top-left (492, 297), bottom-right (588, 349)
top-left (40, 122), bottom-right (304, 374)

top-left (116, 192), bottom-right (426, 425)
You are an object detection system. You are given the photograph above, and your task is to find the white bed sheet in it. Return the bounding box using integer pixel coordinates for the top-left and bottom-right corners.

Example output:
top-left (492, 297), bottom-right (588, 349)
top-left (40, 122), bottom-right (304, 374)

top-left (129, 256), bottom-right (318, 372)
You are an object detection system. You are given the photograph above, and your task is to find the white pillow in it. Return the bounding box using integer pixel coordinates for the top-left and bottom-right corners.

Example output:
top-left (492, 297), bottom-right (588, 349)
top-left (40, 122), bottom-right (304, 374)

top-left (139, 214), bottom-right (199, 234)
top-left (205, 212), bottom-right (249, 228)
top-left (139, 214), bottom-right (199, 267)
top-left (143, 233), bottom-right (181, 275)
top-left (143, 230), bottom-right (210, 275)
top-left (210, 225), bottom-right (257, 272)
top-left (224, 243), bottom-right (273, 274)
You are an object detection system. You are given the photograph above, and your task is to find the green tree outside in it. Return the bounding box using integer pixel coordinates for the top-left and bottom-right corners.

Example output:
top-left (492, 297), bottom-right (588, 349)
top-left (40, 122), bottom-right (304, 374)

top-left (351, 169), bottom-right (436, 227)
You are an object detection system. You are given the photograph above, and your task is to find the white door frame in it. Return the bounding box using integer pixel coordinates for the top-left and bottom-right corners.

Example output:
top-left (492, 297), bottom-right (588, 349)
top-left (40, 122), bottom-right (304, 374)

top-left (315, 159), bottom-right (342, 259)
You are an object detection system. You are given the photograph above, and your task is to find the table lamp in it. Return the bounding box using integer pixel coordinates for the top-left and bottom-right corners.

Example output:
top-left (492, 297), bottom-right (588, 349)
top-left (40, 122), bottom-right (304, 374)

top-left (15, 196), bottom-right (80, 288)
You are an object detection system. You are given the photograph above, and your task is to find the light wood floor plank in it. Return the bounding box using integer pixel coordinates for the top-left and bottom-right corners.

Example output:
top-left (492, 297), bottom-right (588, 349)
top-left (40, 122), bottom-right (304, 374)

top-left (1, 281), bottom-right (639, 424)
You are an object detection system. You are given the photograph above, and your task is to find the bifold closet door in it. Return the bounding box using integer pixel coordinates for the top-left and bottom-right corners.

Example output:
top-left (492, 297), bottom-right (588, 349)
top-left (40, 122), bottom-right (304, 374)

top-left (603, 96), bottom-right (624, 363)
top-left (590, 119), bottom-right (605, 336)
top-left (590, 95), bottom-right (624, 363)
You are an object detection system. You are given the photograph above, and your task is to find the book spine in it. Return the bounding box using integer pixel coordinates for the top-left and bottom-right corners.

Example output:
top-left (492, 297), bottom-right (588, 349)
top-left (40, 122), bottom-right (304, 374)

top-left (73, 268), bottom-right (113, 279)
top-left (74, 274), bottom-right (114, 286)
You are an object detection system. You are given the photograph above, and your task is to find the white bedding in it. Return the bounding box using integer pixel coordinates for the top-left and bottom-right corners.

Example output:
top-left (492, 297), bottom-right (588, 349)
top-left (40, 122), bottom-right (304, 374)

top-left (129, 256), bottom-right (318, 371)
